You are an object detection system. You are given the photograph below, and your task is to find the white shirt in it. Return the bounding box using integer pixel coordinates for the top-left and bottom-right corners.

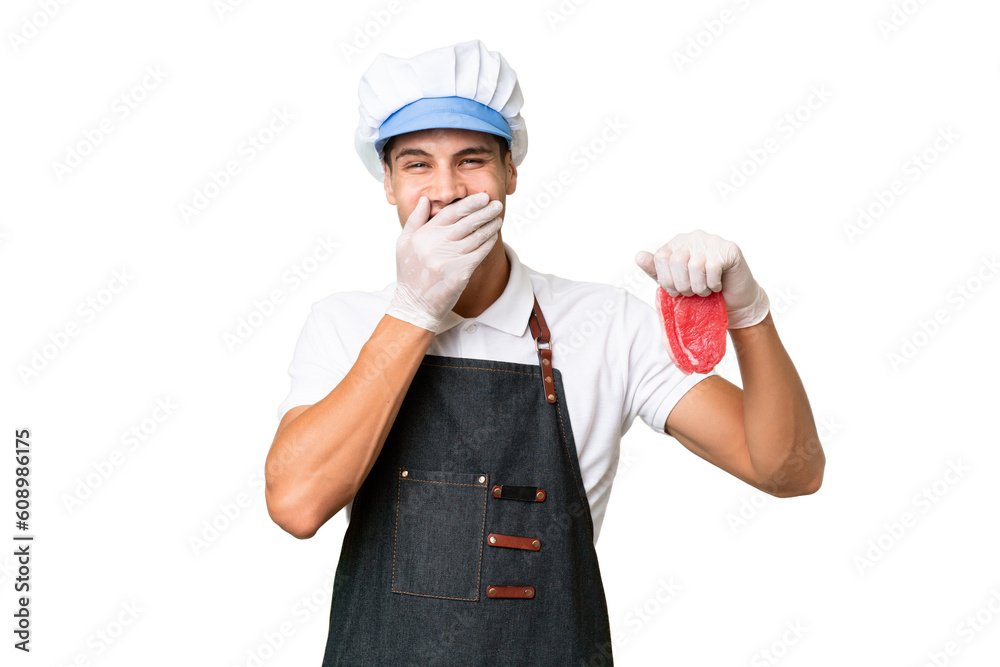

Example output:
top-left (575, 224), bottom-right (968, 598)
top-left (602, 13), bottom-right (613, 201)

top-left (277, 242), bottom-right (717, 543)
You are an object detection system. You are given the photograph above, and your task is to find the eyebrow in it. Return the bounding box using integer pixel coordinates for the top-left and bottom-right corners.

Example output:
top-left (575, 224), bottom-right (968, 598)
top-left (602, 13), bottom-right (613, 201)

top-left (394, 145), bottom-right (494, 163)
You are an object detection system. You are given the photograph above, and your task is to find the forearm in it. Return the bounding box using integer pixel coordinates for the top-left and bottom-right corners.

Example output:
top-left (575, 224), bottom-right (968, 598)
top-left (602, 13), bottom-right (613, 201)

top-left (265, 314), bottom-right (433, 537)
top-left (729, 312), bottom-right (825, 496)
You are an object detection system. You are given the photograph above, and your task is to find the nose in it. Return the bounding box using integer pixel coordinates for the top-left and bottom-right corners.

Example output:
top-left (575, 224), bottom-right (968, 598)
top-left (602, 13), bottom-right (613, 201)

top-left (425, 164), bottom-right (468, 215)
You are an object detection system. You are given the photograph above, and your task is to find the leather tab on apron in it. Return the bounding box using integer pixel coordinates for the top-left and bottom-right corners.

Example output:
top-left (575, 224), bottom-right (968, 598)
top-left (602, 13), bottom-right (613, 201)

top-left (529, 296), bottom-right (557, 404)
top-left (491, 484), bottom-right (546, 502)
top-left (487, 585), bottom-right (535, 599)
top-left (487, 533), bottom-right (541, 550)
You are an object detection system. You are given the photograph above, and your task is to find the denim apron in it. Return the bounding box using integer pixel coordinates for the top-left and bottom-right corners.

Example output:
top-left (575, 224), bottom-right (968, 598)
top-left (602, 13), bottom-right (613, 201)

top-left (321, 296), bottom-right (614, 666)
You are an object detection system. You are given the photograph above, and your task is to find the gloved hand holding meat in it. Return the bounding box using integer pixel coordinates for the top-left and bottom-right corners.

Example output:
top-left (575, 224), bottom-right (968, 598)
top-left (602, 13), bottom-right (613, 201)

top-left (635, 230), bottom-right (771, 374)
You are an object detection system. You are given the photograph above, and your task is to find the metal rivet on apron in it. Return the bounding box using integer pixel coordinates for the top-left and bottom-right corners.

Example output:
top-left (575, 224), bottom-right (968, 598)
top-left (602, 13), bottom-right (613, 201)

top-left (532, 539), bottom-right (540, 549)
top-left (492, 486), bottom-right (502, 498)
top-left (535, 490), bottom-right (545, 501)
top-left (544, 376), bottom-right (552, 383)
top-left (542, 358), bottom-right (549, 366)
top-left (489, 535), bottom-right (497, 544)
top-left (478, 475), bottom-right (486, 483)
top-left (524, 588), bottom-right (533, 597)
top-left (488, 587), bottom-right (497, 597)
top-left (401, 470), bottom-right (408, 477)
top-left (547, 393), bottom-right (555, 402)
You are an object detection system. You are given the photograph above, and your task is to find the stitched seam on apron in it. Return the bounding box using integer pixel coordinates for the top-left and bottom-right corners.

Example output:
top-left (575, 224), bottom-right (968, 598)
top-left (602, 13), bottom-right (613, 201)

top-left (476, 478), bottom-right (486, 600)
top-left (390, 472), bottom-right (488, 601)
top-left (401, 478), bottom-right (486, 488)
top-left (391, 470), bottom-right (402, 593)
top-left (391, 589), bottom-right (478, 601)
top-left (421, 362), bottom-right (537, 377)
top-left (555, 399), bottom-right (586, 507)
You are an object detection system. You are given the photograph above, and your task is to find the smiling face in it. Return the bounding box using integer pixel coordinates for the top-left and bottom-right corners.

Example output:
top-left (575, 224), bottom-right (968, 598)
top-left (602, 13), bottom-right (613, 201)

top-left (381, 127), bottom-right (517, 225)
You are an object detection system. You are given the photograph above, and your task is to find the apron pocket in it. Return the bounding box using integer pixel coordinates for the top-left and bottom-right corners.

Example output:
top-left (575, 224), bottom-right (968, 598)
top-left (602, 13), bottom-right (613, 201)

top-left (391, 467), bottom-right (488, 601)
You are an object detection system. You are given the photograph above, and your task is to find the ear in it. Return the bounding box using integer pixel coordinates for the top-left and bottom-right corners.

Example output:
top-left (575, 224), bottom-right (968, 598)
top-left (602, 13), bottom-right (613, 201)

top-left (383, 161), bottom-right (397, 205)
top-left (505, 152), bottom-right (517, 196)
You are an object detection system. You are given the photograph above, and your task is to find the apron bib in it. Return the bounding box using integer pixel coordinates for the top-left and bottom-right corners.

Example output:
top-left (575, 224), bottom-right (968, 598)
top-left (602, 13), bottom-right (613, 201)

top-left (321, 296), bottom-right (614, 666)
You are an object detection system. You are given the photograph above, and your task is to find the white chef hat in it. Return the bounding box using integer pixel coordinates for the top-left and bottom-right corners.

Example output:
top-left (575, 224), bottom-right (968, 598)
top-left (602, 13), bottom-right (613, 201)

top-left (355, 39), bottom-right (528, 181)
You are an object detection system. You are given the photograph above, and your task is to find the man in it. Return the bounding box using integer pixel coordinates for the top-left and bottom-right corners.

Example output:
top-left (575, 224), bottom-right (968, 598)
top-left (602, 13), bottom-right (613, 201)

top-left (265, 40), bottom-right (824, 666)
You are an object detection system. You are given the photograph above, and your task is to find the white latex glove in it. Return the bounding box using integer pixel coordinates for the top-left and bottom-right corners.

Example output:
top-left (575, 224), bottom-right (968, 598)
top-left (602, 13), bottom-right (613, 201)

top-left (387, 192), bottom-right (504, 333)
top-left (634, 229), bottom-right (770, 329)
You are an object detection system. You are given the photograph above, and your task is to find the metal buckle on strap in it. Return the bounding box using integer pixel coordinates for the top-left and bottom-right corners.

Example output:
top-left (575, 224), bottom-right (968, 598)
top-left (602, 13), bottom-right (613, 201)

top-left (529, 298), bottom-right (557, 404)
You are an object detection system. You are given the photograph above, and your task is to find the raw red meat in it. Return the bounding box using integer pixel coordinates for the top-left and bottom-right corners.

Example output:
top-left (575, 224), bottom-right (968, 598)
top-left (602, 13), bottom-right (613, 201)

top-left (655, 287), bottom-right (728, 375)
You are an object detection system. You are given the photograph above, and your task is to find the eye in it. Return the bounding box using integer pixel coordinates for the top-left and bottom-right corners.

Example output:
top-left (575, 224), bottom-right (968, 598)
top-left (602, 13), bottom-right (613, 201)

top-left (404, 162), bottom-right (428, 169)
top-left (461, 159), bottom-right (484, 165)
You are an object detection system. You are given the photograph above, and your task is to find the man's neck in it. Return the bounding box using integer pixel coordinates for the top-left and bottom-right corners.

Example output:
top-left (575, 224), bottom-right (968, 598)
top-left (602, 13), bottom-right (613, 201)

top-left (451, 238), bottom-right (510, 319)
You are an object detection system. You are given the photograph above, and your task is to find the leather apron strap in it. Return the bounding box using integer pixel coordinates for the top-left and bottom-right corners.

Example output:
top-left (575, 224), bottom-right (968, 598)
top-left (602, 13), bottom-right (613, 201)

top-left (528, 297), bottom-right (556, 404)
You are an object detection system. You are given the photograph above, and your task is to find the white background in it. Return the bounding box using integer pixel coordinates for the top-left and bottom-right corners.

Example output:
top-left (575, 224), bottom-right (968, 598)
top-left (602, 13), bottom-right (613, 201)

top-left (2, 0), bottom-right (999, 665)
